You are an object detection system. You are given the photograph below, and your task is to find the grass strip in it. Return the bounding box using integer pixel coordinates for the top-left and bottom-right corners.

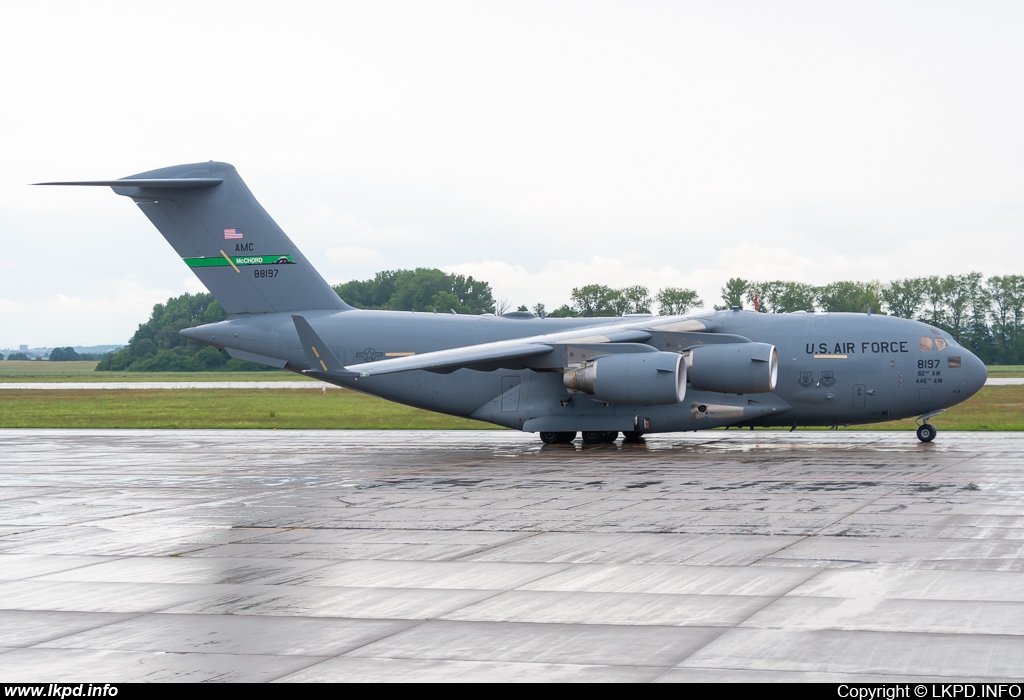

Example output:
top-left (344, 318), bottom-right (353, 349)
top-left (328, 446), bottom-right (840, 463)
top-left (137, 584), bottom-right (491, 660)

top-left (1, 386), bottom-right (1021, 431)
top-left (0, 388), bottom-right (497, 429)
top-left (0, 361), bottom-right (306, 383)
top-left (987, 365), bottom-right (1024, 377)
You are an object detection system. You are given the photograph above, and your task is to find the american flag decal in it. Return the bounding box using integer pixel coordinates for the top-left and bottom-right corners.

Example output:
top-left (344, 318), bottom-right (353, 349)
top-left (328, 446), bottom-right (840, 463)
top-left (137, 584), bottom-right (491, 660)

top-left (224, 228), bottom-right (243, 239)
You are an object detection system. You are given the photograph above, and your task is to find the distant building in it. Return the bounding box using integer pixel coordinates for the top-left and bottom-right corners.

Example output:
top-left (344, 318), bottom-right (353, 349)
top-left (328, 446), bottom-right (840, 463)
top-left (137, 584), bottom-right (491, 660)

top-left (19, 345), bottom-right (27, 352)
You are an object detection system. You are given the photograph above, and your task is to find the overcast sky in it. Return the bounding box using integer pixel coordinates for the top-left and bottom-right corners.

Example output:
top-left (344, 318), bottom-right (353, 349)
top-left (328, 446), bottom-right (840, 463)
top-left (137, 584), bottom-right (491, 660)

top-left (2, 1), bottom-right (1022, 347)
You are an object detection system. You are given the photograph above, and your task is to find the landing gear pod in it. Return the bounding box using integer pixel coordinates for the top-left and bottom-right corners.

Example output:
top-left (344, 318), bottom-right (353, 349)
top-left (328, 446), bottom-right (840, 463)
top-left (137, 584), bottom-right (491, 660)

top-left (563, 351), bottom-right (686, 405)
top-left (688, 343), bottom-right (778, 394)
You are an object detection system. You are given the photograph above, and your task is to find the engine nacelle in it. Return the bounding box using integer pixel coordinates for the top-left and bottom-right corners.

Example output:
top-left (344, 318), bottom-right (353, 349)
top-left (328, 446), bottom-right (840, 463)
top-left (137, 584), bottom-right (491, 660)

top-left (687, 342), bottom-right (778, 394)
top-left (563, 351), bottom-right (686, 405)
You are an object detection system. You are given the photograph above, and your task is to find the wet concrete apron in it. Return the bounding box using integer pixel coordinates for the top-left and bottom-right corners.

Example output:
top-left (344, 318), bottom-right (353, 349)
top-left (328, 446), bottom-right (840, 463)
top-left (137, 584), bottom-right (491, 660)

top-left (0, 430), bottom-right (1022, 682)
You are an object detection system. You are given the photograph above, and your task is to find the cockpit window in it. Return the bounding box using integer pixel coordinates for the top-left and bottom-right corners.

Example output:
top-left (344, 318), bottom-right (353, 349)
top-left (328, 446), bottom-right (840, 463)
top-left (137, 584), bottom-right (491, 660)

top-left (920, 336), bottom-right (952, 352)
top-left (920, 336), bottom-right (956, 351)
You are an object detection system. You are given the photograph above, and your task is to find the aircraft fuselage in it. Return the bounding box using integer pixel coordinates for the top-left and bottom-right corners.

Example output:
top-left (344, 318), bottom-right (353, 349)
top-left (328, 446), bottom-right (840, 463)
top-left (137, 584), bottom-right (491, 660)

top-left (185, 307), bottom-right (987, 435)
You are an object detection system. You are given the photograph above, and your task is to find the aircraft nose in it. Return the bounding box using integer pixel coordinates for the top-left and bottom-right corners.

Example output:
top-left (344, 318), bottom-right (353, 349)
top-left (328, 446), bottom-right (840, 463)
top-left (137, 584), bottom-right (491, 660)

top-left (962, 350), bottom-right (988, 397)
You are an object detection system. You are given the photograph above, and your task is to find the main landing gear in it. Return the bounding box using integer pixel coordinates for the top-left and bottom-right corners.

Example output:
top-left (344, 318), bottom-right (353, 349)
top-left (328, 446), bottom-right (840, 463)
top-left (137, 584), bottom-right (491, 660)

top-left (582, 431), bottom-right (618, 444)
top-left (539, 431), bottom-right (576, 445)
top-left (539, 431), bottom-right (631, 445)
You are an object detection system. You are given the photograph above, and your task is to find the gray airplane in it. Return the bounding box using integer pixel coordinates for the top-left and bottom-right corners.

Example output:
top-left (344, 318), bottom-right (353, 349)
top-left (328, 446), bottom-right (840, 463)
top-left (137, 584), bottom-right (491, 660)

top-left (41, 162), bottom-right (988, 444)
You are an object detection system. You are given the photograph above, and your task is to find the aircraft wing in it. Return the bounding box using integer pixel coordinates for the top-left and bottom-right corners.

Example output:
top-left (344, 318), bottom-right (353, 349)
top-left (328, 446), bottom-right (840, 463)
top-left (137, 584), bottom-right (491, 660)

top-left (334, 316), bottom-right (714, 378)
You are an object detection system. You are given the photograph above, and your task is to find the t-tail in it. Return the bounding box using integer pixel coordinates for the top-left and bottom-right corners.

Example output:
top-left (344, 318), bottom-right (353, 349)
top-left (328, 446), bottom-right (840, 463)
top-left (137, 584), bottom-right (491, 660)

top-left (38, 162), bottom-right (350, 315)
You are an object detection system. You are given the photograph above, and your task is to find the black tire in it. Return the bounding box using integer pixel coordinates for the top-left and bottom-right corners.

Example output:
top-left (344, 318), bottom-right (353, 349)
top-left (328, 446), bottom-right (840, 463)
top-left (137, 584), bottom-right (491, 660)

top-left (622, 431), bottom-right (645, 442)
top-left (540, 431), bottom-right (576, 445)
top-left (582, 431), bottom-right (618, 444)
top-left (917, 423), bottom-right (937, 443)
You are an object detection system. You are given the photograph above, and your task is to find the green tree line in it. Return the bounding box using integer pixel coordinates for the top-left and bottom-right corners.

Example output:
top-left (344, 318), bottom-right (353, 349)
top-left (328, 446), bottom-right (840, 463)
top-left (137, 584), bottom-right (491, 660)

top-left (96, 293), bottom-right (274, 372)
top-left (534, 284), bottom-right (703, 318)
top-left (332, 268), bottom-right (496, 314)
top-left (48, 347), bottom-right (111, 361)
top-left (3, 349), bottom-right (110, 361)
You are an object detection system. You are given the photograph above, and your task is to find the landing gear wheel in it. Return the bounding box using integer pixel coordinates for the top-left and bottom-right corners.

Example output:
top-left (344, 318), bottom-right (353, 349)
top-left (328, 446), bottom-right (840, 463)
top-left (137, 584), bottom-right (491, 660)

top-left (540, 431), bottom-right (576, 445)
top-left (582, 431), bottom-right (618, 444)
top-left (622, 431), bottom-right (645, 443)
top-left (916, 423), bottom-right (937, 443)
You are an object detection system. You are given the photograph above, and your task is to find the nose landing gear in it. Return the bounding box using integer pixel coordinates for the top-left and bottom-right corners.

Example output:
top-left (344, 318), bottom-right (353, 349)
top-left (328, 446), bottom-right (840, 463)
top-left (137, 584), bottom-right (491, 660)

top-left (916, 410), bottom-right (944, 443)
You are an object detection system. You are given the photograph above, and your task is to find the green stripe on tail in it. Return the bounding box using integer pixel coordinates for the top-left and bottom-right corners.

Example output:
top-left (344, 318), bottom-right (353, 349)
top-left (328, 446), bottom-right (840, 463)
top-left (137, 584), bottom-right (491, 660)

top-left (184, 255), bottom-right (296, 267)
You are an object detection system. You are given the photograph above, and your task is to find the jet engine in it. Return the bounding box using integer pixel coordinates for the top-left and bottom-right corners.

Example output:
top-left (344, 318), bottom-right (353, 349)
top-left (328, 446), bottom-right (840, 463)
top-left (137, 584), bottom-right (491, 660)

top-left (687, 342), bottom-right (778, 394)
top-left (563, 351), bottom-right (686, 405)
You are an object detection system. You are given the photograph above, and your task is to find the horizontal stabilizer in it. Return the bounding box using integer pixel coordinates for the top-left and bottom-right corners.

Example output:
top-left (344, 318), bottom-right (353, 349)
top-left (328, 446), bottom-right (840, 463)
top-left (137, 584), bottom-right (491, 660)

top-left (224, 347), bottom-right (287, 369)
top-left (35, 178), bottom-right (223, 189)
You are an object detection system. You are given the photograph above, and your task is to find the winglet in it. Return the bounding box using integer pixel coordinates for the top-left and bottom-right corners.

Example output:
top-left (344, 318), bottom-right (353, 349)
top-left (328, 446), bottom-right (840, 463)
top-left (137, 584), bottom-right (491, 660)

top-left (292, 315), bottom-right (356, 376)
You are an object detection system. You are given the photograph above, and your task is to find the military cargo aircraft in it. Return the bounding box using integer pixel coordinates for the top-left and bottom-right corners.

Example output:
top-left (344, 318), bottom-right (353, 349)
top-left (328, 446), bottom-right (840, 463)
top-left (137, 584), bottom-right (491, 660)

top-left (41, 162), bottom-right (988, 444)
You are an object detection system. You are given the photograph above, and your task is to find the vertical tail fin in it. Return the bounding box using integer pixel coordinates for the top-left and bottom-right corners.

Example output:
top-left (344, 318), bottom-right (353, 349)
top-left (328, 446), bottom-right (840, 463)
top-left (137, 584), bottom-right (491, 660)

top-left (39, 162), bottom-right (350, 315)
